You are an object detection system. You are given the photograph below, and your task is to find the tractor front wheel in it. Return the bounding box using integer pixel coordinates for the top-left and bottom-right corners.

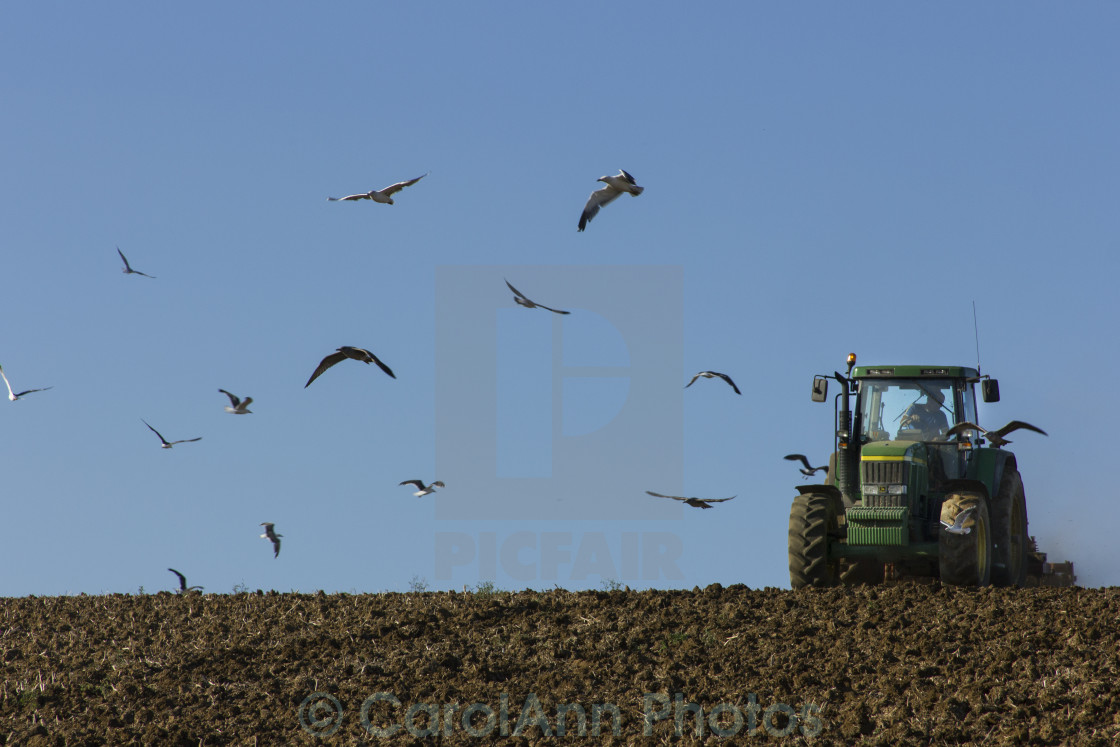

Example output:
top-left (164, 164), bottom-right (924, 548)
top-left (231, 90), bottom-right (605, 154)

top-left (939, 493), bottom-right (992, 586)
top-left (789, 493), bottom-right (840, 589)
top-left (991, 468), bottom-right (1029, 587)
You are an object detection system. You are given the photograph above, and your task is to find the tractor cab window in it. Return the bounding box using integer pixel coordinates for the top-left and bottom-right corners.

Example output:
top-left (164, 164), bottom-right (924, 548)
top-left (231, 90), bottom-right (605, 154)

top-left (859, 379), bottom-right (956, 442)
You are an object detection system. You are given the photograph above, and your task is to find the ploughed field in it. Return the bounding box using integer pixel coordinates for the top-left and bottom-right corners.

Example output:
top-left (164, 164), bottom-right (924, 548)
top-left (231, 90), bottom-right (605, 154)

top-left (2, 585), bottom-right (1119, 745)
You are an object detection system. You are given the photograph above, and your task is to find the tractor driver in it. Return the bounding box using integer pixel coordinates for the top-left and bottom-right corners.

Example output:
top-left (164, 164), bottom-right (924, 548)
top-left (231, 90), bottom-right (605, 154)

top-left (899, 388), bottom-right (949, 439)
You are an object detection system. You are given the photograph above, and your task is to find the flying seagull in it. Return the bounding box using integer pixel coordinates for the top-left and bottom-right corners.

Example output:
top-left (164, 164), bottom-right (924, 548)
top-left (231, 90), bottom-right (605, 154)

top-left (940, 506), bottom-right (976, 536)
top-left (784, 454), bottom-right (827, 477)
top-left (505, 279), bottom-right (570, 315)
top-left (218, 389), bottom-right (253, 414)
top-left (117, 247), bottom-right (155, 278)
top-left (305, 346), bottom-right (396, 388)
top-left (168, 568), bottom-right (203, 593)
top-left (327, 173), bottom-right (428, 204)
top-left (578, 169), bottom-right (644, 232)
top-left (142, 419), bottom-right (202, 449)
top-left (646, 490), bottom-right (736, 510)
top-left (260, 522), bottom-right (282, 558)
top-left (0, 365), bottom-right (52, 401)
top-left (685, 371), bottom-right (742, 395)
top-left (399, 479), bottom-right (446, 497)
top-left (945, 420), bottom-right (1048, 448)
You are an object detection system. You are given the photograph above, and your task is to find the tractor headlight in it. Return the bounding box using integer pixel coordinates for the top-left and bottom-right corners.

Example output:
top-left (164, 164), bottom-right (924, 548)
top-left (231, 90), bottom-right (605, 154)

top-left (887, 484), bottom-right (907, 495)
top-left (862, 484), bottom-right (907, 495)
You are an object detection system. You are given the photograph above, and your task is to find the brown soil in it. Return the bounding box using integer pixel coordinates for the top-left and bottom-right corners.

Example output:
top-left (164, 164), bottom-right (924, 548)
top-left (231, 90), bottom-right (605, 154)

top-left (2, 585), bottom-right (1118, 745)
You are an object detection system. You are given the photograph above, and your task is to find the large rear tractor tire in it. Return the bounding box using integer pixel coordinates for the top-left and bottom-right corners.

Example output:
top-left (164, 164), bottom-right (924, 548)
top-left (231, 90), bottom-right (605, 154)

top-left (789, 493), bottom-right (841, 589)
top-left (939, 493), bottom-right (992, 586)
top-left (991, 468), bottom-right (1029, 587)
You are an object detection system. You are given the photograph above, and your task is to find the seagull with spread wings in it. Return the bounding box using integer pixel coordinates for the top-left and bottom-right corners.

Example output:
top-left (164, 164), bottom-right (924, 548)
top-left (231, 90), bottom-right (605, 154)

top-left (218, 389), bottom-right (253, 414)
top-left (940, 507), bottom-right (976, 536)
top-left (784, 454), bottom-right (828, 477)
top-left (399, 479), bottom-right (445, 497)
top-left (117, 247), bottom-right (156, 278)
top-left (685, 371), bottom-right (741, 395)
top-left (260, 523), bottom-right (282, 558)
top-left (0, 365), bottom-right (52, 401)
top-left (142, 420), bottom-right (202, 449)
top-left (646, 490), bottom-right (736, 510)
top-left (578, 169), bottom-right (644, 232)
top-left (305, 346), bottom-right (396, 388)
top-left (168, 568), bottom-right (203, 593)
top-left (327, 173), bottom-right (428, 204)
top-left (505, 279), bottom-right (570, 315)
top-left (945, 420), bottom-right (1047, 448)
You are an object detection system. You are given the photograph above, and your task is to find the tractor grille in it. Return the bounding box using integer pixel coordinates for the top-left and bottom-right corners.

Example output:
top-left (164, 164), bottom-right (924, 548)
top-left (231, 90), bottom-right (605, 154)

top-left (861, 460), bottom-right (910, 508)
top-left (862, 460), bottom-right (906, 484)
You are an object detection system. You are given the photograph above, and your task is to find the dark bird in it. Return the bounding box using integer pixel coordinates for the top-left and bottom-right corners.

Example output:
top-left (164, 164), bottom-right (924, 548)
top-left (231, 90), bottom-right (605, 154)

top-left (685, 371), bottom-right (741, 395)
top-left (505, 279), bottom-right (570, 315)
top-left (399, 479), bottom-right (446, 497)
top-left (305, 346), bottom-right (396, 388)
top-left (945, 420), bottom-right (1048, 448)
top-left (168, 568), bottom-right (202, 593)
top-left (260, 522), bottom-right (282, 558)
top-left (940, 506), bottom-right (976, 536)
top-left (218, 389), bottom-right (253, 414)
top-left (784, 454), bottom-right (828, 477)
top-left (327, 173), bottom-right (428, 204)
top-left (646, 490), bottom-right (736, 510)
top-left (142, 419), bottom-right (202, 449)
top-left (117, 246), bottom-right (155, 278)
top-left (578, 169), bottom-right (644, 232)
top-left (0, 365), bottom-right (52, 401)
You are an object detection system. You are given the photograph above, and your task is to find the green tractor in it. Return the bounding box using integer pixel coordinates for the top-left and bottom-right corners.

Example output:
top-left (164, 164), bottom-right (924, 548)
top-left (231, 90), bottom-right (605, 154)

top-left (788, 354), bottom-right (1074, 588)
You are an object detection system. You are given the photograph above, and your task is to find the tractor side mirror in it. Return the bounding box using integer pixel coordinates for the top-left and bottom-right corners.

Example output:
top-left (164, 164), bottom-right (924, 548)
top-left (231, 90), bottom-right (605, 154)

top-left (982, 379), bottom-right (1000, 403)
top-left (811, 376), bottom-right (828, 402)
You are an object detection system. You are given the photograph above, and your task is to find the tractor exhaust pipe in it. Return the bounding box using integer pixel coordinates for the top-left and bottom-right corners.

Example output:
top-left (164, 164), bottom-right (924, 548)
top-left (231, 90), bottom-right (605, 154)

top-left (834, 368), bottom-right (858, 506)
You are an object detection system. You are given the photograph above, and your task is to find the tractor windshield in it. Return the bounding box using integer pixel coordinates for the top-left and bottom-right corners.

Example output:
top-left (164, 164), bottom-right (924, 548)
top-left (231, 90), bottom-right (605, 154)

top-left (858, 378), bottom-right (958, 442)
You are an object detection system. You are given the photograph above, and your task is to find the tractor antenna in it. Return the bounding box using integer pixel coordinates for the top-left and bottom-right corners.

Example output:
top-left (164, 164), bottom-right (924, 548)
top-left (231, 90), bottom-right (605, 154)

top-left (972, 300), bottom-right (982, 376)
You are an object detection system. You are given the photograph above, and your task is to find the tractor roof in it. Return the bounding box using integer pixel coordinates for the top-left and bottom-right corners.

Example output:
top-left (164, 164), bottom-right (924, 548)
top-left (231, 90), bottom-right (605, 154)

top-left (852, 365), bottom-right (979, 379)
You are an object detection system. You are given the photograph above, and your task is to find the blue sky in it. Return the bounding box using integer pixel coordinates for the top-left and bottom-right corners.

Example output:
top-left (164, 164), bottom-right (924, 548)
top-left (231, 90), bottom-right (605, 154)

top-left (2, 3), bottom-right (1117, 595)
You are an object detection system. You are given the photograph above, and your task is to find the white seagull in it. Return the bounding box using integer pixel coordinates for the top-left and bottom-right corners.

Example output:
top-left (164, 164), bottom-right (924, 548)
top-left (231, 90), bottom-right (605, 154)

top-left (399, 479), bottom-right (446, 497)
top-left (142, 420), bottom-right (202, 449)
top-left (578, 169), bottom-right (644, 232)
top-left (505, 279), bottom-right (570, 315)
top-left (685, 371), bottom-right (742, 395)
top-left (218, 389), bottom-right (253, 414)
top-left (305, 346), bottom-right (396, 388)
top-left (0, 365), bottom-right (52, 401)
top-left (784, 454), bottom-right (827, 477)
top-left (117, 247), bottom-right (156, 278)
top-left (168, 568), bottom-right (203, 593)
top-left (327, 173), bottom-right (428, 205)
top-left (646, 490), bottom-right (736, 510)
top-left (945, 420), bottom-right (1047, 448)
top-left (260, 522), bottom-right (282, 558)
top-left (940, 506), bottom-right (976, 536)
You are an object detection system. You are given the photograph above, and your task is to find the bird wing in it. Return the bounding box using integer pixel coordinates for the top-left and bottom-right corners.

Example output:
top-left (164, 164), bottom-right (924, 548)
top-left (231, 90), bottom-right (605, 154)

top-left (619, 169), bottom-right (637, 185)
top-left (219, 389), bottom-right (241, 407)
top-left (240, 397), bottom-right (253, 408)
top-left (703, 496), bottom-right (737, 503)
top-left (305, 351), bottom-right (348, 388)
top-left (133, 269), bottom-right (156, 278)
top-left (399, 479), bottom-right (425, 489)
top-left (379, 173), bottom-right (428, 196)
top-left (578, 185), bottom-right (623, 231)
top-left (995, 420), bottom-right (1048, 439)
top-left (117, 247), bottom-right (131, 270)
top-left (142, 420), bottom-right (170, 445)
top-left (716, 372), bottom-right (742, 394)
top-left (327, 192), bottom-right (372, 201)
top-left (945, 421), bottom-right (986, 439)
top-left (784, 454), bottom-right (812, 470)
top-left (536, 303), bottom-right (570, 315)
top-left (168, 568), bottom-right (187, 591)
top-left (15, 386), bottom-right (52, 397)
top-left (0, 367), bottom-right (12, 397)
top-left (646, 490), bottom-right (688, 502)
top-left (170, 437), bottom-right (202, 444)
top-left (505, 279), bottom-right (529, 302)
top-left (366, 351), bottom-right (396, 379)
